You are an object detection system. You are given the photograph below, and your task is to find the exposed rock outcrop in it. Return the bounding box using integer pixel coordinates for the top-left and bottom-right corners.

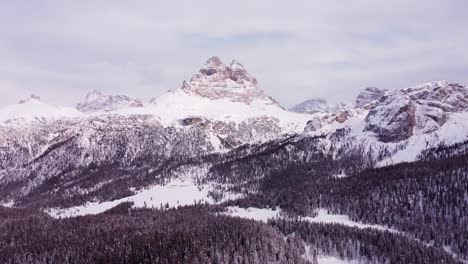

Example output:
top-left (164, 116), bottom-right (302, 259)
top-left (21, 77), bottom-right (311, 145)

top-left (355, 87), bottom-right (388, 109)
top-left (364, 81), bottom-right (468, 142)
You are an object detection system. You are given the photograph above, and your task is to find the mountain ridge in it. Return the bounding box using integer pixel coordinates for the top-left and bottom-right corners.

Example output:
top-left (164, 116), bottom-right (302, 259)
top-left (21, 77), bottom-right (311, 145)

top-left (1, 57), bottom-right (467, 222)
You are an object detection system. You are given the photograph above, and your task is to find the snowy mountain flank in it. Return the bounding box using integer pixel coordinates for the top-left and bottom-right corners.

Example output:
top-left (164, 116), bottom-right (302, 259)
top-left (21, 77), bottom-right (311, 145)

top-left (0, 57), bottom-right (467, 220)
top-left (0, 94), bottom-right (83, 123)
top-left (289, 98), bottom-right (350, 114)
top-left (76, 90), bottom-right (144, 113)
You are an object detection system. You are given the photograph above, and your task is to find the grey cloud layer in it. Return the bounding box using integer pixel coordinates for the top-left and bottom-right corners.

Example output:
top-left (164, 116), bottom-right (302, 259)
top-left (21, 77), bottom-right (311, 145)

top-left (0, 0), bottom-right (467, 107)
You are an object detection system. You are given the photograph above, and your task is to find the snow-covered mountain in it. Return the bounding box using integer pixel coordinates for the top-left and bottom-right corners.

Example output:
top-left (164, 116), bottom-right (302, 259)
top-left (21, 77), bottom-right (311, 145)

top-left (111, 56), bottom-right (311, 132)
top-left (76, 90), bottom-right (143, 113)
top-left (289, 98), bottom-right (350, 114)
top-left (0, 56), bottom-right (467, 217)
top-left (0, 57), bottom-right (313, 210)
top-left (0, 57), bottom-right (311, 134)
top-left (305, 80), bottom-right (468, 166)
top-left (180, 56), bottom-right (278, 105)
top-left (0, 94), bottom-right (82, 123)
top-left (364, 81), bottom-right (468, 142)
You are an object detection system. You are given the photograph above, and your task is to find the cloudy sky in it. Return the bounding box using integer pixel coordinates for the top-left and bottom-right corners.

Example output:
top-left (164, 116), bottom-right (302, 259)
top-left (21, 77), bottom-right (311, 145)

top-left (0, 0), bottom-right (467, 107)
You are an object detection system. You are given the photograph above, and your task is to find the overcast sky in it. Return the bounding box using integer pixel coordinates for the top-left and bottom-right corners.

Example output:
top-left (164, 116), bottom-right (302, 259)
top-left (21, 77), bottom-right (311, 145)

top-left (0, 0), bottom-right (467, 108)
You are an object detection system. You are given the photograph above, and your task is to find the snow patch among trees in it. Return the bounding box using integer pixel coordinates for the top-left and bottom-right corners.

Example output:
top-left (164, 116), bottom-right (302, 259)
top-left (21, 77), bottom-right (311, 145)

top-left (302, 209), bottom-right (397, 233)
top-left (48, 179), bottom-right (215, 218)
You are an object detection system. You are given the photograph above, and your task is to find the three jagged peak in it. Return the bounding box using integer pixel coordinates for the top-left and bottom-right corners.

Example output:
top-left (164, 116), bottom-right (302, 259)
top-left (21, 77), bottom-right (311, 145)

top-left (178, 56), bottom-right (278, 105)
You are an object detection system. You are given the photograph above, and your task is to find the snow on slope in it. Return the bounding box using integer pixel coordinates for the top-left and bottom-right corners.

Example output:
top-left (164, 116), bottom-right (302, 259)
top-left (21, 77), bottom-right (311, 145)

top-left (76, 90), bottom-right (143, 113)
top-left (222, 206), bottom-right (281, 223)
top-left (223, 206), bottom-right (395, 232)
top-left (48, 178), bottom-right (240, 218)
top-left (0, 57), bottom-right (313, 136)
top-left (317, 256), bottom-right (359, 264)
top-left (115, 89), bottom-right (312, 132)
top-left (289, 98), bottom-right (351, 114)
top-left (307, 104), bottom-right (468, 166)
top-left (0, 95), bottom-right (83, 123)
top-left (109, 56), bottom-right (313, 133)
top-left (364, 81), bottom-right (468, 142)
top-left (302, 209), bottom-right (397, 233)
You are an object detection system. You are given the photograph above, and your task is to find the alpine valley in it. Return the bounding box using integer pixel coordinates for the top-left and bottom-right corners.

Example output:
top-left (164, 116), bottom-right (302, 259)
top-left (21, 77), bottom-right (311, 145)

top-left (1, 57), bottom-right (468, 264)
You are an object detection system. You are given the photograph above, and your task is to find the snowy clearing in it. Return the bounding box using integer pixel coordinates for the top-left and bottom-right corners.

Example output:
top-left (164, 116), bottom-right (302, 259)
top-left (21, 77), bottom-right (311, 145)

top-left (318, 256), bottom-right (359, 264)
top-left (223, 207), bottom-right (397, 233)
top-left (222, 206), bottom-right (281, 223)
top-left (48, 179), bottom-right (214, 218)
top-left (302, 209), bottom-right (397, 233)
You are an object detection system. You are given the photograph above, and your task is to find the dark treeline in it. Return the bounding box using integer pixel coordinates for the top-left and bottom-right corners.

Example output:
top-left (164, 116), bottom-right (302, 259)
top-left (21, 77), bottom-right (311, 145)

top-left (420, 139), bottom-right (468, 160)
top-left (1, 204), bottom-right (462, 264)
top-left (0, 204), bottom-right (309, 264)
top-left (271, 219), bottom-right (463, 264)
top-left (218, 141), bottom-right (468, 261)
top-left (320, 155), bottom-right (468, 260)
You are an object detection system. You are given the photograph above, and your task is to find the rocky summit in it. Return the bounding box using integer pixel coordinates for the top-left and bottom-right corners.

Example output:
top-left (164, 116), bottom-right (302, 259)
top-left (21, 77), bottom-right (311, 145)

top-left (181, 56), bottom-right (279, 105)
top-left (355, 87), bottom-right (388, 109)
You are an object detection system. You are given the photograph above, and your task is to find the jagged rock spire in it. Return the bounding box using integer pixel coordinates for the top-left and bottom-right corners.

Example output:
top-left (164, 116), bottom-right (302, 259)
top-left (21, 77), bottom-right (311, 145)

top-left (204, 56), bottom-right (225, 70)
top-left (179, 56), bottom-right (279, 105)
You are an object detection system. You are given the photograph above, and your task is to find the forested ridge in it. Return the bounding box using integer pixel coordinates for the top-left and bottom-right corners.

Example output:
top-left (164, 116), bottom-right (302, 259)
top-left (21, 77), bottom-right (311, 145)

top-left (220, 142), bottom-right (468, 261)
top-left (1, 133), bottom-right (468, 263)
top-left (0, 205), bottom-right (309, 264)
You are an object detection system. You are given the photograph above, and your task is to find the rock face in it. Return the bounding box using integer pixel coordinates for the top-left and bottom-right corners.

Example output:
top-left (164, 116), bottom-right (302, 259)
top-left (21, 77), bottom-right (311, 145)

top-left (289, 98), bottom-right (349, 114)
top-left (181, 56), bottom-right (279, 105)
top-left (355, 87), bottom-right (388, 109)
top-left (76, 90), bottom-right (143, 113)
top-left (364, 81), bottom-right (468, 142)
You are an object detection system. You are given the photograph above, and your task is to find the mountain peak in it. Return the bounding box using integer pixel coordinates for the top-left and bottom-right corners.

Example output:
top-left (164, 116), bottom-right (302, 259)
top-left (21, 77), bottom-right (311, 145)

top-left (77, 90), bottom-right (143, 113)
top-left (230, 60), bottom-right (245, 69)
top-left (18, 94), bottom-right (42, 104)
top-left (84, 90), bottom-right (104, 101)
top-left (289, 98), bottom-right (350, 114)
top-left (355, 87), bottom-right (388, 109)
top-left (179, 56), bottom-right (275, 105)
top-left (204, 56), bottom-right (225, 70)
